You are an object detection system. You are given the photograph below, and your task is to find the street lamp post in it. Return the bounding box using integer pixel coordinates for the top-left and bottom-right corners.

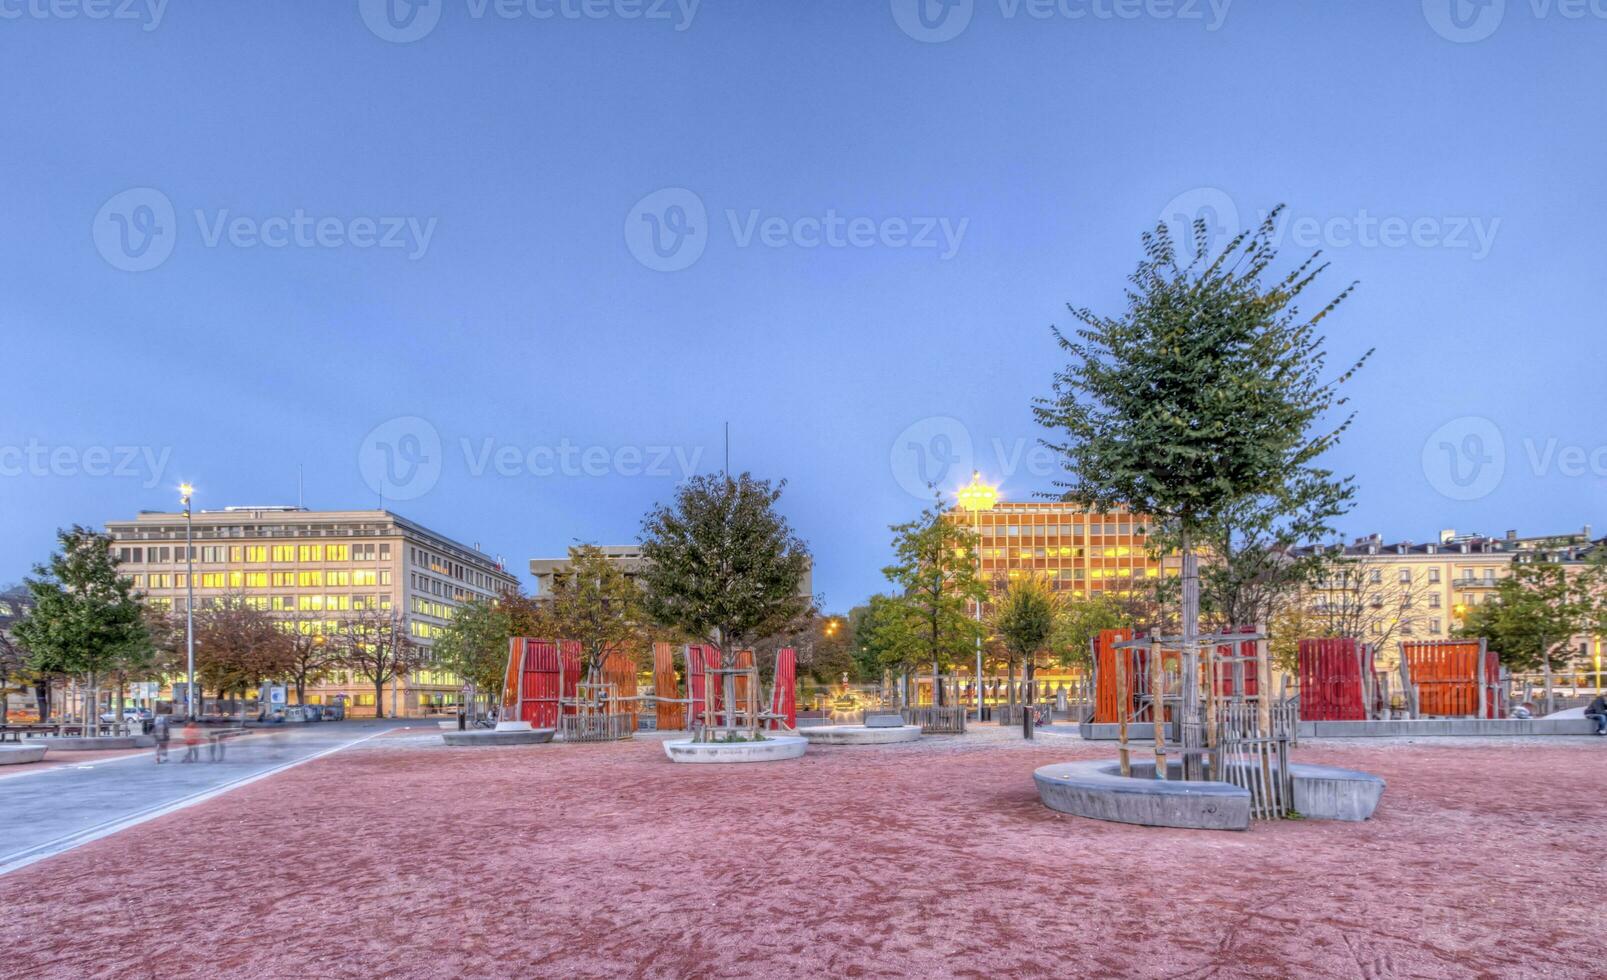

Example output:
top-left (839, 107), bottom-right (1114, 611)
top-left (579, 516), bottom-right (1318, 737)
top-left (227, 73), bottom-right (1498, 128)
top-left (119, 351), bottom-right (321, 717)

top-left (180, 483), bottom-right (196, 721)
top-left (957, 471), bottom-right (998, 720)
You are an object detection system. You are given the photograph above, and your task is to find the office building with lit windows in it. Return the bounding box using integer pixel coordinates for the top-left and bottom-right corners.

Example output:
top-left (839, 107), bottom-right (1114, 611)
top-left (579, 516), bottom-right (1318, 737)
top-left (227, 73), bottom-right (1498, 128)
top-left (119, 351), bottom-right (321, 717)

top-left (105, 507), bottom-right (517, 717)
top-left (952, 499), bottom-right (1172, 599)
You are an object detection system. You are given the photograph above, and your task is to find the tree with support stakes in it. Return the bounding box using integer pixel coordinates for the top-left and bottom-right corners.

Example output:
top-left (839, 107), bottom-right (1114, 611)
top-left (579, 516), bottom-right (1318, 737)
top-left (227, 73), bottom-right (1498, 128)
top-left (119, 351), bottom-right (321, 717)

top-left (1457, 558), bottom-right (1604, 716)
top-left (992, 574), bottom-right (1058, 740)
top-left (1034, 207), bottom-right (1370, 777)
top-left (881, 492), bottom-right (986, 709)
top-left (639, 472), bottom-right (811, 741)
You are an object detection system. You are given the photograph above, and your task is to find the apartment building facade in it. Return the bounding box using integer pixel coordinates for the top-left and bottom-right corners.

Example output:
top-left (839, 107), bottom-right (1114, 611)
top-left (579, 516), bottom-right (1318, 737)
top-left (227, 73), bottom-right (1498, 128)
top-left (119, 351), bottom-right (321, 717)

top-left (105, 507), bottom-right (517, 717)
top-left (1291, 526), bottom-right (1600, 668)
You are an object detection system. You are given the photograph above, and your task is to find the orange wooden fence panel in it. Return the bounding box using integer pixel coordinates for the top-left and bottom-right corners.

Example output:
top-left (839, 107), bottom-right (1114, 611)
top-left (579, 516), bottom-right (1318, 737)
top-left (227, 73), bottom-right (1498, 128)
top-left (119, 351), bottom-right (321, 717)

top-left (653, 642), bottom-right (684, 730)
top-left (1402, 639), bottom-right (1500, 718)
top-left (600, 644), bottom-right (640, 727)
top-left (1093, 628), bottom-right (1135, 723)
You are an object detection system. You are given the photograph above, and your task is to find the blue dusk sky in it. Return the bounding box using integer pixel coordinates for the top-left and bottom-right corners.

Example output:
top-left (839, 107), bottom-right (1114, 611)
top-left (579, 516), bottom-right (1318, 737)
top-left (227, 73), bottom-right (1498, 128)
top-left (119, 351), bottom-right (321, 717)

top-left (2, 1), bottom-right (1604, 609)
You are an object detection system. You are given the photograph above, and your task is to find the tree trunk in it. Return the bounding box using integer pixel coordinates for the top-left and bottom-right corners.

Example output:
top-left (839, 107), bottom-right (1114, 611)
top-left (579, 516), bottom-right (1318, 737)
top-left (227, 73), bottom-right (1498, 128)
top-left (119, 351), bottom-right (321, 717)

top-left (35, 679), bottom-right (50, 723)
top-left (1541, 646), bottom-right (1554, 716)
top-left (1180, 525), bottom-right (1203, 781)
top-left (374, 679), bottom-right (386, 719)
top-left (1022, 658), bottom-right (1036, 740)
top-left (1007, 659), bottom-right (1018, 708)
top-left (296, 677), bottom-right (307, 705)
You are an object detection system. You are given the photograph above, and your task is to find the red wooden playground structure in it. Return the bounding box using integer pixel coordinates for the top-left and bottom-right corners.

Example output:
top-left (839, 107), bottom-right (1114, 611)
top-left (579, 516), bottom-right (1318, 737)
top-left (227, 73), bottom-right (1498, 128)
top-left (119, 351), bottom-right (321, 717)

top-left (1297, 637), bottom-right (1504, 721)
top-left (502, 638), bottom-right (797, 740)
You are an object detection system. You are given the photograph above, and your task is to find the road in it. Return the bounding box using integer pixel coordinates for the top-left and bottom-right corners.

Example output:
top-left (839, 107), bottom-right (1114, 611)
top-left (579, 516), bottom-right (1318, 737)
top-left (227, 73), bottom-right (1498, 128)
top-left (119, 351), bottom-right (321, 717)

top-left (0, 719), bottom-right (417, 876)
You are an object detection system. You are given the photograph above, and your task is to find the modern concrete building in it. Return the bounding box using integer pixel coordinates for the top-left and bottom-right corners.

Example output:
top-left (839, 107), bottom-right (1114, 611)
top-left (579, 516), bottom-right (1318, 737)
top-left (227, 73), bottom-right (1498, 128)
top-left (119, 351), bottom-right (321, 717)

top-left (529, 545), bottom-right (814, 598)
top-left (106, 507), bottom-right (517, 717)
top-left (949, 499), bottom-right (1173, 599)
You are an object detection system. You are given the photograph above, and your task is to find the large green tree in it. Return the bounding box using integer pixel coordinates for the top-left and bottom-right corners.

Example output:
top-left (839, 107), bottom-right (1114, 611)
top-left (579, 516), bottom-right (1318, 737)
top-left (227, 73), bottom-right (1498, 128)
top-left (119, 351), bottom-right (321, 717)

top-left (432, 592), bottom-right (516, 714)
top-left (881, 496), bottom-right (986, 707)
top-left (855, 593), bottom-right (924, 699)
top-left (1457, 560), bottom-right (1601, 714)
top-left (1034, 208), bottom-right (1369, 743)
top-left (13, 527), bottom-right (151, 725)
top-left (992, 575), bottom-right (1058, 738)
top-left (544, 544), bottom-right (646, 682)
top-left (639, 473), bottom-right (812, 662)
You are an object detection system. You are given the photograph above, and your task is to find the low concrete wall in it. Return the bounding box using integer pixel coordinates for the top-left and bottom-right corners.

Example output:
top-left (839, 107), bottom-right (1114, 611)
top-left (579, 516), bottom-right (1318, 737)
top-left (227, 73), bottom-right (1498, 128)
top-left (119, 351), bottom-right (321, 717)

top-left (1082, 718), bottom-right (1597, 739)
top-left (1077, 721), bottom-right (1179, 742)
top-left (1299, 718), bottom-right (1597, 738)
top-left (0, 744), bottom-right (48, 765)
top-left (39, 735), bottom-right (154, 751)
top-left (798, 725), bottom-right (921, 745)
top-left (663, 735), bottom-right (808, 764)
top-left (441, 728), bottom-right (555, 747)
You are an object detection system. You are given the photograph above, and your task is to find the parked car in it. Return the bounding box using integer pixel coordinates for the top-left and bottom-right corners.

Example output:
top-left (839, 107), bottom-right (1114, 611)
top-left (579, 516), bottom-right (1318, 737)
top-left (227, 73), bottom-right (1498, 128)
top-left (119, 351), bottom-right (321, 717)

top-left (99, 707), bottom-right (153, 723)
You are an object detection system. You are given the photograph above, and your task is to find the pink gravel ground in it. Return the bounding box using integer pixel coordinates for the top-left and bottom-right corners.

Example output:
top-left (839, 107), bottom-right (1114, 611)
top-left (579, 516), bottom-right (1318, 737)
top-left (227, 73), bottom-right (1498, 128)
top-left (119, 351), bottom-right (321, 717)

top-left (1, 731), bottom-right (1602, 978)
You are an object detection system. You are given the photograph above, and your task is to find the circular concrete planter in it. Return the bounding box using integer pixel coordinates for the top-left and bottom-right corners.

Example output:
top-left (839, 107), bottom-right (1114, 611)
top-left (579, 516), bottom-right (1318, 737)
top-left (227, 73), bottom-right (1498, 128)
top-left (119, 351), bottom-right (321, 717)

top-left (663, 735), bottom-right (808, 764)
top-left (799, 724), bottom-right (921, 745)
top-left (441, 727), bottom-right (555, 747)
top-left (1034, 759), bottom-right (1385, 830)
top-left (0, 744), bottom-right (47, 765)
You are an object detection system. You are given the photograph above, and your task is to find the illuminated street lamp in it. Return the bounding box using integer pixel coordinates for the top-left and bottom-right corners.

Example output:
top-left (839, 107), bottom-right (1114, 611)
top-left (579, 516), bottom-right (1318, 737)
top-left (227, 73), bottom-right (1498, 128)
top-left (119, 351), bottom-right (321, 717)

top-left (179, 483), bottom-right (196, 721)
top-left (957, 471), bottom-right (998, 718)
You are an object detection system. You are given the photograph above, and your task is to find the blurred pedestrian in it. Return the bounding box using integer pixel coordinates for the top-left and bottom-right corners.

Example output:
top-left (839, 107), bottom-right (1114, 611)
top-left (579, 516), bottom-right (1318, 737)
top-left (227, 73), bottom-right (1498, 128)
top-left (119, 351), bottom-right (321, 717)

top-left (152, 715), bottom-right (170, 763)
top-left (1585, 692), bottom-right (1607, 736)
top-left (180, 720), bottom-right (202, 762)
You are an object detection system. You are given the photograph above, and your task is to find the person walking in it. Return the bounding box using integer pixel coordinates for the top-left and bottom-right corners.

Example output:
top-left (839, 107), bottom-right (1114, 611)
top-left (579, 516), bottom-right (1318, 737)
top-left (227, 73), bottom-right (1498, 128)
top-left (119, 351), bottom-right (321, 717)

top-left (1585, 692), bottom-right (1607, 736)
top-left (180, 719), bottom-right (202, 762)
top-left (152, 715), bottom-right (170, 763)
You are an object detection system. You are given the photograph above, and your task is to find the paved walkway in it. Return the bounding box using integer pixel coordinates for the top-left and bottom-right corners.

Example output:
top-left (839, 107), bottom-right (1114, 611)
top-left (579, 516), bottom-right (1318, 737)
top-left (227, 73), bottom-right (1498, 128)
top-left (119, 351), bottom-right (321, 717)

top-left (0, 720), bottom-right (413, 876)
